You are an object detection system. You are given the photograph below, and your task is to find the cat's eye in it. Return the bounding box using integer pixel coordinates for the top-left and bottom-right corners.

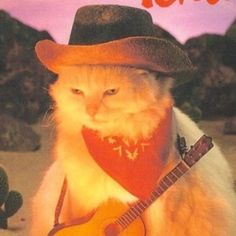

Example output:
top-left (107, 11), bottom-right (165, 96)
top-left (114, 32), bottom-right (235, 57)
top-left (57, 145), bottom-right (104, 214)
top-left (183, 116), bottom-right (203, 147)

top-left (104, 88), bottom-right (119, 96)
top-left (71, 88), bottom-right (83, 95)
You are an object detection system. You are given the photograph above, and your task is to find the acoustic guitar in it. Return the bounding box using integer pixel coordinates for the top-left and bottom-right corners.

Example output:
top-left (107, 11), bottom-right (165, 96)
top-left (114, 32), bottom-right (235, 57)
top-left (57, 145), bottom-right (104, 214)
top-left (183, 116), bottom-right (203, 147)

top-left (48, 135), bottom-right (213, 236)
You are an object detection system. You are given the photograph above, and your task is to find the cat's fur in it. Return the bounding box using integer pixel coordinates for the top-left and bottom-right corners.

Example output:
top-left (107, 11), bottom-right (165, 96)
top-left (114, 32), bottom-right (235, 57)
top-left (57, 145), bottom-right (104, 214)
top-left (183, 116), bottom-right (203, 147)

top-left (31, 65), bottom-right (236, 236)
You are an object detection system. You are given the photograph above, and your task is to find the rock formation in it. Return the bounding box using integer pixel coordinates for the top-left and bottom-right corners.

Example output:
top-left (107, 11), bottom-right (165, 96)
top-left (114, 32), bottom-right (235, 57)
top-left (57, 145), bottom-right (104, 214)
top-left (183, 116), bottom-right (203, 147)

top-left (0, 10), bottom-right (55, 124)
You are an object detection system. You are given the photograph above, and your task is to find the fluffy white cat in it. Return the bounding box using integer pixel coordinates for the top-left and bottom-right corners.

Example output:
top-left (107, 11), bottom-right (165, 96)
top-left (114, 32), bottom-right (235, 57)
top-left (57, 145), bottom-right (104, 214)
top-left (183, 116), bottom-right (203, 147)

top-left (31, 65), bottom-right (236, 236)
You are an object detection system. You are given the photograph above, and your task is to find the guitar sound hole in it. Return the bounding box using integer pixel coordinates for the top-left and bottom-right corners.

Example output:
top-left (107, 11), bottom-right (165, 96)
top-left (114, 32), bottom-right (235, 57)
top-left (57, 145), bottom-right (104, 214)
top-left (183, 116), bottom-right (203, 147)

top-left (104, 223), bottom-right (121, 236)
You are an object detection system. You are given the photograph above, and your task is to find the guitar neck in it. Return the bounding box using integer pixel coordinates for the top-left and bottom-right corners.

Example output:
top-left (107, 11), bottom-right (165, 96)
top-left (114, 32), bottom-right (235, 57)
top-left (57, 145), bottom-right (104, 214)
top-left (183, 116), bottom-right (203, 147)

top-left (115, 135), bottom-right (213, 230)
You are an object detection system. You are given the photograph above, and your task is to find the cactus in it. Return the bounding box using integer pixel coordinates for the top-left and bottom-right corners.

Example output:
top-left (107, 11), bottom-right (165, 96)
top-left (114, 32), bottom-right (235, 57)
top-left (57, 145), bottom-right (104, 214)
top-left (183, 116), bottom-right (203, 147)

top-left (5, 191), bottom-right (23, 217)
top-left (0, 210), bottom-right (7, 229)
top-left (0, 167), bottom-right (9, 207)
top-left (0, 166), bottom-right (23, 229)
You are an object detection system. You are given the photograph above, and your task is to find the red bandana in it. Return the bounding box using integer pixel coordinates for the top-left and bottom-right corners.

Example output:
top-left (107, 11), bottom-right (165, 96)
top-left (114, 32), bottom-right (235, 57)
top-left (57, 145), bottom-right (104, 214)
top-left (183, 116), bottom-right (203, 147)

top-left (82, 106), bottom-right (173, 200)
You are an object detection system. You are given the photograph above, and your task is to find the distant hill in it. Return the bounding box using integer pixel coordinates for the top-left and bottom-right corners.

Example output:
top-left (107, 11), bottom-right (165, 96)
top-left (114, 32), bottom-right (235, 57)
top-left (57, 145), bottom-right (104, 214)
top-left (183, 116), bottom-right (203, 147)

top-left (173, 28), bottom-right (236, 118)
top-left (0, 10), bottom-right (55, 123)
top-left (226, 19), bottom-right (236, 42)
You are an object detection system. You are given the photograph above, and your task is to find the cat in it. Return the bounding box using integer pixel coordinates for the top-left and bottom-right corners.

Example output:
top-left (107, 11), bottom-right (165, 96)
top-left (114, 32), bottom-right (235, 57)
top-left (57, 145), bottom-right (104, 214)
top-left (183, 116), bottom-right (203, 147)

top-left (31, 65), bottom-right (236, 236)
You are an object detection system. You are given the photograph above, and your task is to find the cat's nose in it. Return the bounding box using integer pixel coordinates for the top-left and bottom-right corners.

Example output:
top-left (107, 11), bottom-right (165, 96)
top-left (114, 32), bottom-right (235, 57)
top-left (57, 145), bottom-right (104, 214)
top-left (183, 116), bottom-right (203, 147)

top-left (85, 96), bottom-right (101, 117)
top-left (86, 104), bottom-right (99, 117)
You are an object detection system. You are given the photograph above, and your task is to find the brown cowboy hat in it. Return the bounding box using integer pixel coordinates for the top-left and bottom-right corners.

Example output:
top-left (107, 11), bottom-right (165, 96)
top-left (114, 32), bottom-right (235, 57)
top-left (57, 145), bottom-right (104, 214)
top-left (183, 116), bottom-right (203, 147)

top-left (35, 5), bottom-right (194, 74)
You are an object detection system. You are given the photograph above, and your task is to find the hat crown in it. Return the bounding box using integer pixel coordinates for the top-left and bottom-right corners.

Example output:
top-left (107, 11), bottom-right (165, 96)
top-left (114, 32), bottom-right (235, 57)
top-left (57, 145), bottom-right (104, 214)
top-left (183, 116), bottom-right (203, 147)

top-left (69, 5), bottom-right (154, 45)
top-left (35, 5), bottom-right (194, 75)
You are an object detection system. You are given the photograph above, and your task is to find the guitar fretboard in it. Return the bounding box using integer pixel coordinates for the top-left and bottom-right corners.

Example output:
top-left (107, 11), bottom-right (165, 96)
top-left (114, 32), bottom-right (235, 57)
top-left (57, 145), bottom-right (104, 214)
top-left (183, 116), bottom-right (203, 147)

top-left (114, 135), bottom-right (213, 230)
top-left (115, 161), bottom-right (189, 229)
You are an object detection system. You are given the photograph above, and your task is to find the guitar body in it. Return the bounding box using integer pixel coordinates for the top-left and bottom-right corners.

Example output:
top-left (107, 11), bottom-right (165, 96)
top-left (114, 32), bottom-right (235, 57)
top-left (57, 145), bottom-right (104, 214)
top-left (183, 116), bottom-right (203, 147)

top-left (48, 199), bottom-right (146, 236)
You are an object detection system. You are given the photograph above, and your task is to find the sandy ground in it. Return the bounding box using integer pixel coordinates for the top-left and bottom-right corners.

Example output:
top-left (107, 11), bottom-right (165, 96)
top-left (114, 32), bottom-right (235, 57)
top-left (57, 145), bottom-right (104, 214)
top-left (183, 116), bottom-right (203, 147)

top-left (0, 118), bottom-right (235, 236)
top-left (0, 122), bottom-right (54, 236)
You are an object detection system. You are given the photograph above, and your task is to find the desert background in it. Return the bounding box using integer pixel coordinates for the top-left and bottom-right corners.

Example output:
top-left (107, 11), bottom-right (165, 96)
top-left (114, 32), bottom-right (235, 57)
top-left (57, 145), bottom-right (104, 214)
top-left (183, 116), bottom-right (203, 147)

top-left (0, 1), bottom-right (236, 235)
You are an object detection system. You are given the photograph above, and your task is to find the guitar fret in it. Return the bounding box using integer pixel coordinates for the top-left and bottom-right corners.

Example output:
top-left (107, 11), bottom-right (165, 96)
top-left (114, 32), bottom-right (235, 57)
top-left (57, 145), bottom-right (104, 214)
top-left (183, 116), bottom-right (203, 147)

top-left (121, 214), bottom-right (131, 226)
top-left (157, 179), bottom-right (172, 195)
top-left (150, 192), bottom-right (156, 202)
top-left (169, 170), bottom-right (178, 180)
top-left (162, 177), bottom-right (172, 186)
top-left (122, 200), bottom-right (151, 224)
top-left (137, 202), bottom-right (146, 211)
top-left (180, 162), bottom-right (189, 172)
top-left (129, 207), bottom-right (141, 218)
top-left (139, 201), bottom-right (148, 209)
top-left (155, 188), bottom-right (163, 195)
top-left (156, 188), bottom-right (162, 195)
top-left (176, 166), bottom-right (184, 175)
top-left (135, 203), bottom-right (145, 212)
top-left (125, 209), bottom-right (136, 220)
top-left (130, 206), bottom-right (141, 216)
top-left (116, 219), bottom-right (127, 229)
top-left (178, 163), bottom-right (189, 175)
top-left (147, 192), bottom-right (158, 206)
top-left (116, 218), bottom-right (126, 228)
top-left (123, 212), bottom-right (131, 225)
top-left (125, 212), bottom-right (137, 225)
top-left (160, 181), bottom-right (168, 190)
top-left (152, 189), bottom-right (161, 199)
top-left (120, 215), bottom-right (129, 226)
top-left (173, 164), bottom-right (184, 176)
top-left (164, 174), bottom-right (175, 184)
top-left (157, 182), bottom-right (165, 192)
top-left (146, 199), bottom-right (153, 206)
top-left (172, 168), bottom-right (180, 178)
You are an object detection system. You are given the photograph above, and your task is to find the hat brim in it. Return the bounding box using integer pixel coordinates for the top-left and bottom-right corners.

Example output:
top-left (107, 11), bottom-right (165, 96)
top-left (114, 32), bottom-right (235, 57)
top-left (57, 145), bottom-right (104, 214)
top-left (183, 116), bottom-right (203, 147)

top-left (35, 36), bottom-right (194, 74)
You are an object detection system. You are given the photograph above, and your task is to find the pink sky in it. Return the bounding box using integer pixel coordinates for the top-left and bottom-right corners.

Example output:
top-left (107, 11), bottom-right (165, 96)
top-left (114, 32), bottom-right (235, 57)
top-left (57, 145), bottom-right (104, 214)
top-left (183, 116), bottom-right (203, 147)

top-left (0, 0), bottom-right (236, 44)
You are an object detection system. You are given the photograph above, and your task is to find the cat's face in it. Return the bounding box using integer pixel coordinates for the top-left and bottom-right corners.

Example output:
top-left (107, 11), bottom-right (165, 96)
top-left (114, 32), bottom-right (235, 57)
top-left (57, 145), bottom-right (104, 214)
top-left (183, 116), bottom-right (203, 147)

top-left (50, 65), bottom-right (173, 139)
